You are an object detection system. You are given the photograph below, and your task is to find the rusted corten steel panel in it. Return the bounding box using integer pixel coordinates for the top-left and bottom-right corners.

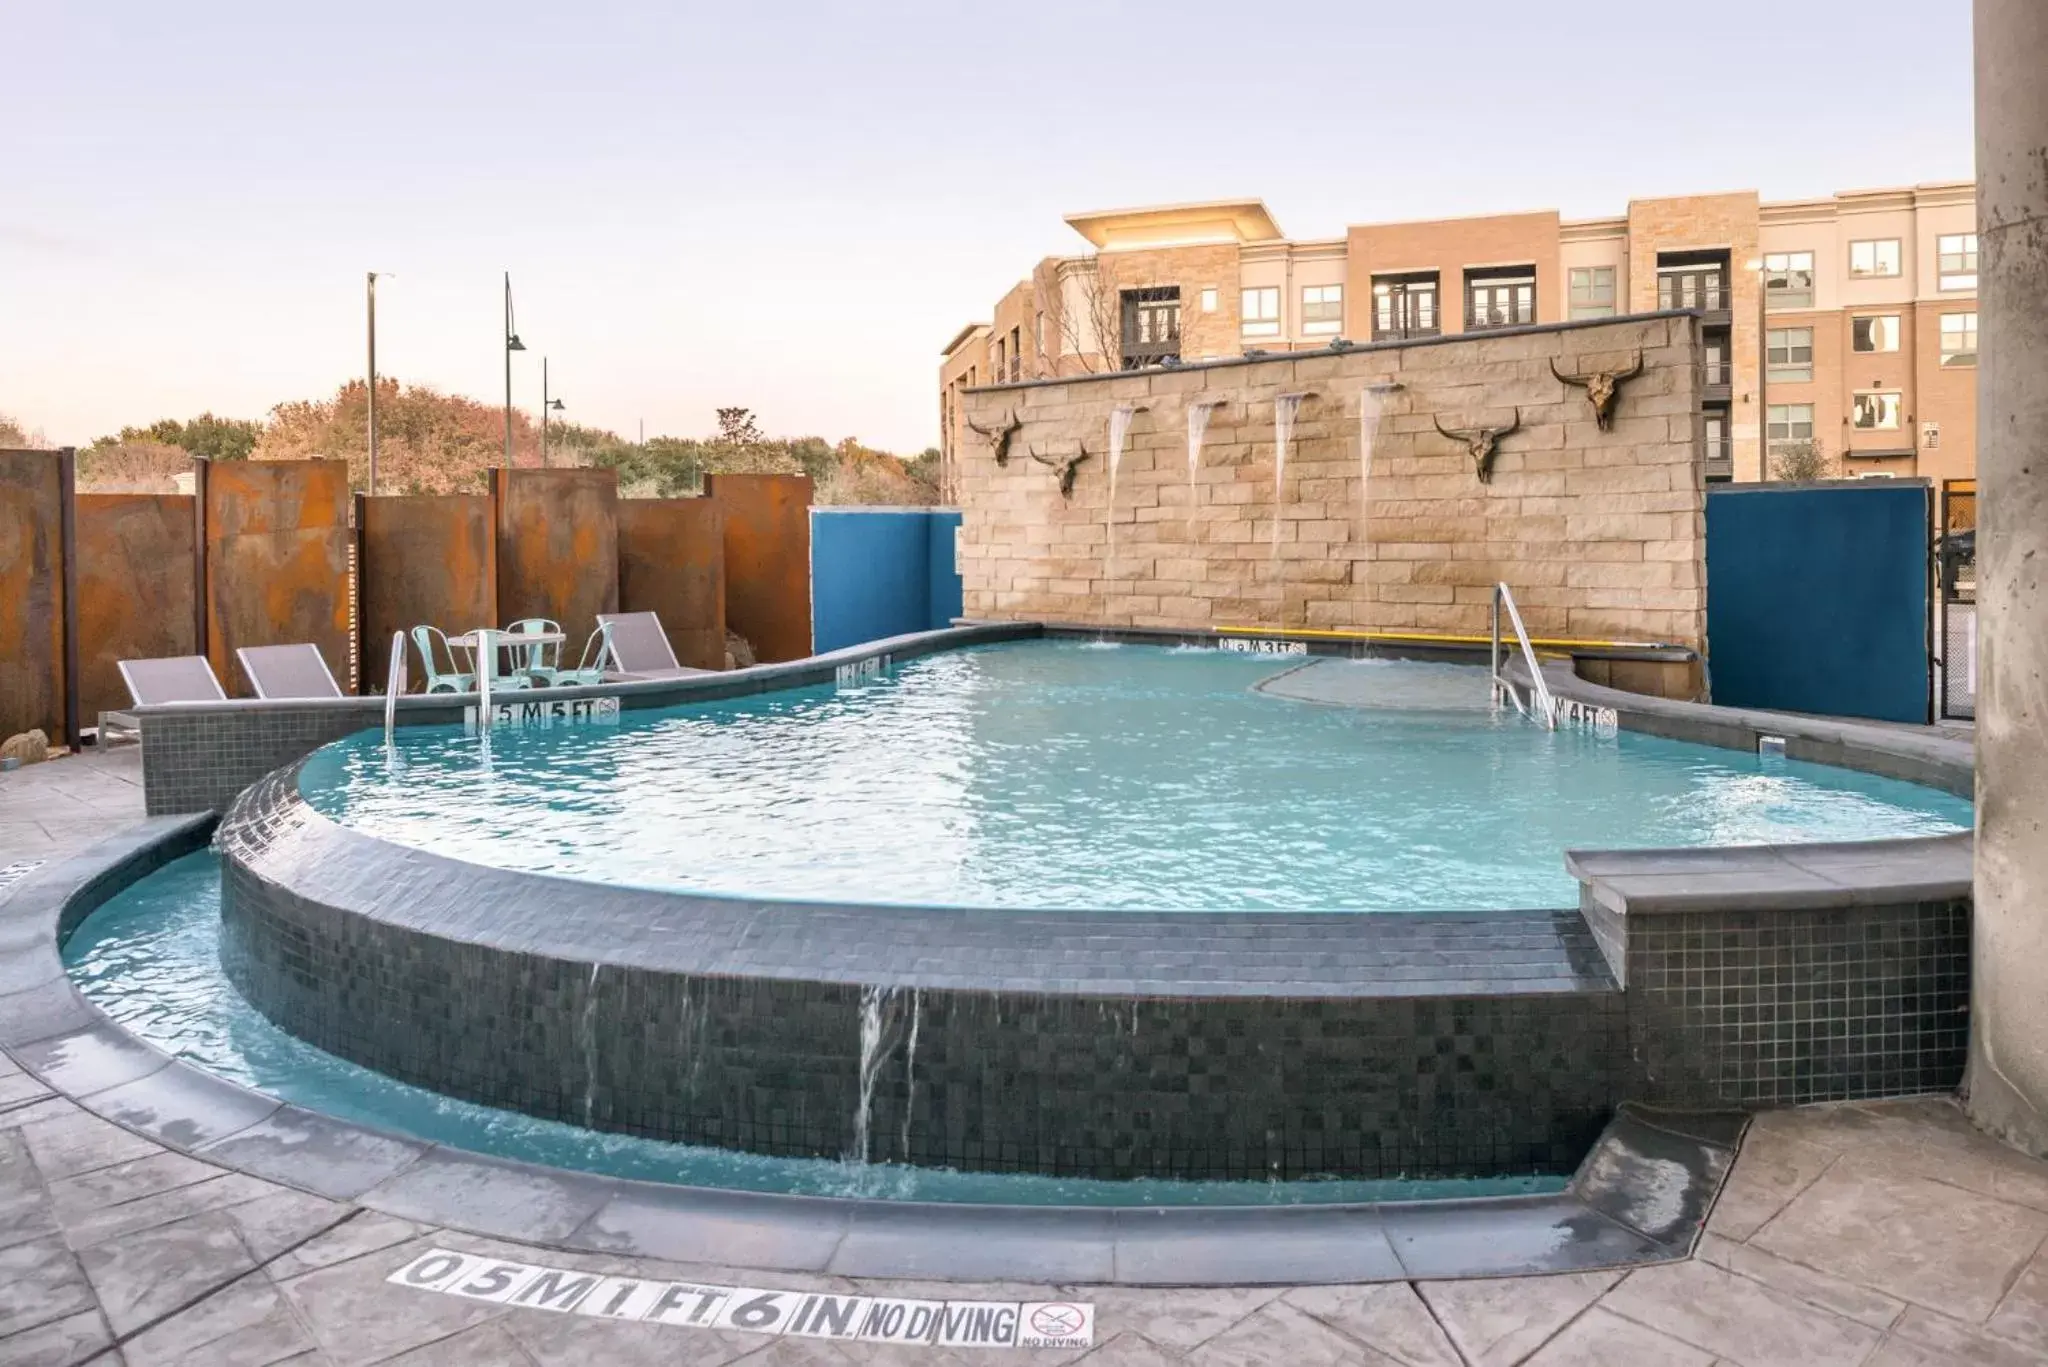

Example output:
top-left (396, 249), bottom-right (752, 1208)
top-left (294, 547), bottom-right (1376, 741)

top-left (359, 495), bottom-right (496, 693)
top-left (492, 467), bottom-right (619, 661)
top-left (205, 460), bottom-right (352, 698)
top-left (617, 497), bottom-right (726, 671)
top-left (0, 449), bottom-right (66, 740)
top-left (707, 472), bottom-right (813, 663)
top-left (74, 494), bottom-right (198, 721)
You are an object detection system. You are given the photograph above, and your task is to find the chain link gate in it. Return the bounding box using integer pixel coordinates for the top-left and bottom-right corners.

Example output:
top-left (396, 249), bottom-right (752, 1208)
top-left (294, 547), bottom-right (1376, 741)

top-left (1938, 481), bottom-right (1976, 721)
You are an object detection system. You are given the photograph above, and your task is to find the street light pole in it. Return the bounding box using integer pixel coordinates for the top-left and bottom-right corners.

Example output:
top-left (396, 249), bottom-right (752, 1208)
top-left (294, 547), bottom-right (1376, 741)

top-left (502, 272), bottom-right (529, 468)
top-left (366, 272), bottom-right (381, 494)
top-left (540, 359), bottom-right (564, 467)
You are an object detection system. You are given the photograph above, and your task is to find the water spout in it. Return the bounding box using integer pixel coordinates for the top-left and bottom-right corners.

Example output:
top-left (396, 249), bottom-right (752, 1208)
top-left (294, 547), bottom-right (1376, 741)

top-left (1272, 393), bottom-right (1310, 564)
top-left (1186, 400), bottom-right (1221, 536)
top-left (1106, 405), bottom-right (1141, 588)
top-left (899, 989), bottom-right (922, 1162)
top-left (1357, 383), bottom-right (1402, 573)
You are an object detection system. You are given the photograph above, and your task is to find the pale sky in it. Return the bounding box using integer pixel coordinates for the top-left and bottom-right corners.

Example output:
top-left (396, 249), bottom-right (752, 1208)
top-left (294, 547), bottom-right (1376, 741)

top-left (4, 1), bottom-right (1973, 454)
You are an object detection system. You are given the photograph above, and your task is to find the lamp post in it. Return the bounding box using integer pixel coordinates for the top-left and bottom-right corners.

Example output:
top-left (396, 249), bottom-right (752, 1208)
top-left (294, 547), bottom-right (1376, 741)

top-left (366, 271), bottom-right (389, 494)
top-left (541, 358), bottom-right (565, 467)
top-left (503, 272), bottom-right (526, 468)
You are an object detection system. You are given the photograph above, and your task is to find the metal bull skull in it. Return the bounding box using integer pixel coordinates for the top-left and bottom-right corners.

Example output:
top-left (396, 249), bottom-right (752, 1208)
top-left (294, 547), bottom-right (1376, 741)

top-left (1029, 442), bottom-right (1091, 497)
top-left (966, 410), bottom-right (1023, 465)
top-left (1550, 352), bottom-right (1644, 431)
top-left (1432, 410), bottom-right (1522, 484)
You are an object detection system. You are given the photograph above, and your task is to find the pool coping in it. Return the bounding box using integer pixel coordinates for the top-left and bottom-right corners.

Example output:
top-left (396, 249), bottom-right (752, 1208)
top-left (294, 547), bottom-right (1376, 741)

top-left (0, 820), bottom-right (1745, 1286)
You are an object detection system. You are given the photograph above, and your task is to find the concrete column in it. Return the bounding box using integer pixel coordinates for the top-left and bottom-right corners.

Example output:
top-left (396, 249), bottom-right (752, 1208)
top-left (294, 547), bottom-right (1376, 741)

top-left (1967, 0), bottom-right (2048, 1155)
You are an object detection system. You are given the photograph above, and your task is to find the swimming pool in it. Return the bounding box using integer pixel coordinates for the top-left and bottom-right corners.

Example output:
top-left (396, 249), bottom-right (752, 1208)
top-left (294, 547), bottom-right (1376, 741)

top-left (62, 849), bottom-right (1568, 1206)
top-left (299, 640), bottom-right (1971, 912)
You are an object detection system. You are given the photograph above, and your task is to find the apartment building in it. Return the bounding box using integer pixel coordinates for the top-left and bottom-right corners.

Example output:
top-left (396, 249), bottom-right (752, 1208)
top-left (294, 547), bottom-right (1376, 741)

top-left (939, 184), bottom-right (1978, 496)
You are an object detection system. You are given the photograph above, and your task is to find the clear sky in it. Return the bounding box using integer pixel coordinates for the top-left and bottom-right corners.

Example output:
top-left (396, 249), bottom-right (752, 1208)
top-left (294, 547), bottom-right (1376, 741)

top-left (3, 1), bottom-right (1973, 454)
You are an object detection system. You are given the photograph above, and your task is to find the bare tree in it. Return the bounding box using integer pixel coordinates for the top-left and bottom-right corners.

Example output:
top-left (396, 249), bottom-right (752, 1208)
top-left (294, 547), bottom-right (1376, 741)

top-left (1048, 258), bottom-right (1131, 377)
top-left (1769, 438), bottom-right (1836, 483)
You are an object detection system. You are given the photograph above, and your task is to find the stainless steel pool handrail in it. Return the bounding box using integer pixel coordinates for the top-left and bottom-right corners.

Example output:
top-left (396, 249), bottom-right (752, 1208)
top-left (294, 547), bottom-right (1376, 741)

top-left (382, 631), bottom-right (406, 746)
top-left (1490, 582), bottom-right (1557, 729)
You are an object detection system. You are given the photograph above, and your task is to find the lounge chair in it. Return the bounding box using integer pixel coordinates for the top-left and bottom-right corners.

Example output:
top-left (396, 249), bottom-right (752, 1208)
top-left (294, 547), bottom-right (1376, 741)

top-left (236, 643), bottom-right (345, 700)
top-left (100, 655), bottom-right (228, 746)
top-left (596, 611), bottom-right (715, 680)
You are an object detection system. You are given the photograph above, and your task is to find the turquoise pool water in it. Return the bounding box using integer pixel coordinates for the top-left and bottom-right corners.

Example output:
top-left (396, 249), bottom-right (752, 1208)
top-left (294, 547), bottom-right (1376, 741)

top-left (62, 851), bottom-right (1566, 1205)
top-left (300, 641), bottom-right (1971, 912)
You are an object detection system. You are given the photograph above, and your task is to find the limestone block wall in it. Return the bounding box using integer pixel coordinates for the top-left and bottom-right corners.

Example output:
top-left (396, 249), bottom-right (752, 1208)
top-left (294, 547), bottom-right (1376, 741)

top-left (954, 313), bottom-right (1706, 649)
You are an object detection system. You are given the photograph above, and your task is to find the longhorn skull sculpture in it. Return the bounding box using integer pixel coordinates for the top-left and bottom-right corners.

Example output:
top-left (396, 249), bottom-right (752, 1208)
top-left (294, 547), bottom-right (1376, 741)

top-left (1029, 443), bottom-right (1091, 497)
top-left (1549, 352), bottom-right (1644, 431)
top-left (1432, 410), bottom-right (1523, 484)
top-left (966, 410), bottom-right (1023, 465)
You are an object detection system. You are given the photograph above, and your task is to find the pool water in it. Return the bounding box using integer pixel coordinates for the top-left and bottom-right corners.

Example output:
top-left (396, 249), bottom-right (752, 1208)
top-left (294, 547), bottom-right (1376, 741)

top-left (62, 851), bottom-right (1568, 1206)
top-left (300, 641), bottom-right (1971, 912)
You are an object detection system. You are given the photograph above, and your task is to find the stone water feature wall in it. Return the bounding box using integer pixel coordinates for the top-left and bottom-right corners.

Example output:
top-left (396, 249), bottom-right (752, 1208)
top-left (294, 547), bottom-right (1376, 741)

top-left (954, 313), bottom-right (1706, 650)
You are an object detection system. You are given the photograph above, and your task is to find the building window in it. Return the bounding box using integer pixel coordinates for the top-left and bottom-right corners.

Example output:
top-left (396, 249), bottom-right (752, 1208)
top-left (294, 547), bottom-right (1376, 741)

top-left (1301, 284), bottom-right (1343, 334)
top-left (1848, 239), bottom-right (1901, 278)
top-left (1658, 263), bottom-right (1728, 311)
top-left (1763, 252), bottom-right (1815, 310)
top-left (1007, 327), bottom-right (1021, 382)
top-left (1200, 287), bottom-right (1218, 313)
top-left (1852, 315), bottom-right (1901, 353)
top-left (1704, 411), bottom-right (1729, 469)
top-left (1034, 311), bottom-right (1045, 359)
top-left (1466, 268), bottom-right (1535, 330)
top-left (1940, 312), bottom-right (1978, 367)
top-left (1704, 336), bottom-right (1731, 387)
top-left (1241, 286), bottom-right (1281, 337)
top-left (1767, 403), bottom-right (1816, 449)
top-left (1852, 391), bottom-right (1903, 430)
top-left (1766, 327), bottom-right (1814, 383)
top-left (1937, 234), bottom-right (1978, 291)
top-left (1568, 266), bottom-right (1617, 319)
top-left (1372, 273), bottom-right (1439, 341)
top-left (992, 336), bottom-right (1006, 380)
top-left (1119, 287), bottom-right (1181, 369)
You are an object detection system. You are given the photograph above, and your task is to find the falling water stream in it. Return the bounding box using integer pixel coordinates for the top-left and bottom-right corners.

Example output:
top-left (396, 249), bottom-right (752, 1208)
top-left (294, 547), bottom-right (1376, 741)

top-left (1357, 385), bottom-right (1398, 580)
top-left (1106, 404), bottom-right (1139, 588)
top-left (1272, 393), bottom-right (1306, 565)
top-left (1185, 400), bottom-right (1219, 531)
top-left (849, 985), bottom-right (892, 1163)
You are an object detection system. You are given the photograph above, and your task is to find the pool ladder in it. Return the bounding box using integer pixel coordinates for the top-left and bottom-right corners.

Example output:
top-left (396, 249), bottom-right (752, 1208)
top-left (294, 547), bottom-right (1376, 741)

top-left (1489, 582), bottom-right (1558, 729)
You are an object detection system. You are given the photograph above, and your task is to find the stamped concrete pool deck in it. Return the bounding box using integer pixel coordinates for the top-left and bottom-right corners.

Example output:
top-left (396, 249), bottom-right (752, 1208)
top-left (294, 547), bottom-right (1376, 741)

top-left (5, 750), bottom-right (2047, 1366)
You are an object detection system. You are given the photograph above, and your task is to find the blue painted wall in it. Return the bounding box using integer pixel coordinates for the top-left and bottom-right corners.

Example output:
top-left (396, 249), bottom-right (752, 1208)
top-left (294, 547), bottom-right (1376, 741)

top-left (811, 508), bottom-right (965, 653)
top-left (1706, 483), bottom-right (1931, 724)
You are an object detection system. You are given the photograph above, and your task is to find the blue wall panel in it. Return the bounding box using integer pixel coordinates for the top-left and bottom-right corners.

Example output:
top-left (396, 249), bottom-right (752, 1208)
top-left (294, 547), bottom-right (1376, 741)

top-left (811, 509), bottom-right (965, 653)
top-left (1706, 483), bottom-right (1930, 724)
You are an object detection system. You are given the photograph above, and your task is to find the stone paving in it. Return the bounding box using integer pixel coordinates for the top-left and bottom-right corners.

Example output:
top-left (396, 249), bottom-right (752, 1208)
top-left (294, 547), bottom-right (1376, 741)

top-left (5, 751), bottom-right (2048, 1365)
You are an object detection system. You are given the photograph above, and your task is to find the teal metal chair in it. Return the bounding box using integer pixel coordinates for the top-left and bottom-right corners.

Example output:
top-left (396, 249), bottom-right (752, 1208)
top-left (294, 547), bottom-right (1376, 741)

top-left (529, 621), bottom-right (615, 688)
top-left (410, 625), bottom-right (474, 694)
top-left (503, 618), bottom-right (562, 683)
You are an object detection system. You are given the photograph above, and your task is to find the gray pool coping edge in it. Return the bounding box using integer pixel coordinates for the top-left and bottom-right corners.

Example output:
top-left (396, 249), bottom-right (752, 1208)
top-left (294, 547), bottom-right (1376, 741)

top-left (0, 817), bottom-right (1743, 1286)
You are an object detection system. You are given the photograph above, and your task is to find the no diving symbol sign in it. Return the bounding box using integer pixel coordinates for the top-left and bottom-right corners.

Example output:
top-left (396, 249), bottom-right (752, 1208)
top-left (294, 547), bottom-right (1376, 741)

top-left (387, 1248), bottom-right (1095, 1351)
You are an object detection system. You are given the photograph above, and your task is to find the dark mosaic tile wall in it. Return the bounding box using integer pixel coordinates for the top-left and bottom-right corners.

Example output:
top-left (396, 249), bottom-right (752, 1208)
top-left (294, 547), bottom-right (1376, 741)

top-left (215, 771), bottom-right (1624, 1182)
top-left (1623, 901), bottom-right (1971, 1107)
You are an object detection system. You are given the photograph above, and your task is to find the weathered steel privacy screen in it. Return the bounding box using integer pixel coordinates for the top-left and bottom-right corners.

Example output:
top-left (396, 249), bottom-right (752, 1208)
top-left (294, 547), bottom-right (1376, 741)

top-left (203, 460), bottom-right (353, 699)
top-left (491, 468), bottom-right (620, 658)
top-left (708, 472), bottom-right (814, 663)
top-left (0, 458), bottom-right (809, 740)
top-left (0, 449), bottom-right (70, 742)
top-left (356, 494), bottom-right (497, 694)
top-left (617, 498), bottom-right (727, 671)
top-left (73, 494), bottom-right (200, 723)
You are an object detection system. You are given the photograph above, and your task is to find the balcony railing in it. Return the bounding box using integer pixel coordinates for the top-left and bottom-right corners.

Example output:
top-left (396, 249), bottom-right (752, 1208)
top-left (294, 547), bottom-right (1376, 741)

top-left (1466, 306), bottom-right (1535, 331)
top-left (1703, 355), bottom-right (1733, 386)
top-left (1659, 271), bottom-right (1729, 312)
